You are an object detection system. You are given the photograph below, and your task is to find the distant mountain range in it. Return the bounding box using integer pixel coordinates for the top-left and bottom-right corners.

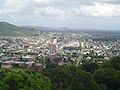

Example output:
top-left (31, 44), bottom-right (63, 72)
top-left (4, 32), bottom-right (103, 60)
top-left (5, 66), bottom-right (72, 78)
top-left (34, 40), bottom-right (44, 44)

top-left (24, 26), bottom-right (73, 32)
top-left (0, 22), bottom-right (74, 36)
top-left (0, 22), bottom-right (119, 36)
top-left (0, 22), bottom-right (39, 36)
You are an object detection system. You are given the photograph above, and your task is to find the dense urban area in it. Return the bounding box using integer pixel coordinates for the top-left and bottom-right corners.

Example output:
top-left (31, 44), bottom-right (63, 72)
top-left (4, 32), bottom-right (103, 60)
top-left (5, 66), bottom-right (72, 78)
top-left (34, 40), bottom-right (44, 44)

top-left (0, 30), bottom-right (120, 90)
top-left (0, 32), bottom-right (120, 68)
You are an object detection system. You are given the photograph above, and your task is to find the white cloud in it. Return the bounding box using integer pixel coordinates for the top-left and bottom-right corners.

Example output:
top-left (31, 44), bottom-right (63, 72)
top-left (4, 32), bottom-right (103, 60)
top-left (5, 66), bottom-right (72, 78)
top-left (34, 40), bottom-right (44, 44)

top-left (0, 0), bottom-right (65, 17)
top-left (80, 2), bottom-right (120, 17)
top-left (0, 0), bottom-right (120, 19)
top-left (0, 0), bottom-right (25, 14)
top-left (33, 7), bottom-right (65, 17)
top-left (5, 0), bottom-right (24, 8)
top-left (34, 0), bottom-right (49, 4)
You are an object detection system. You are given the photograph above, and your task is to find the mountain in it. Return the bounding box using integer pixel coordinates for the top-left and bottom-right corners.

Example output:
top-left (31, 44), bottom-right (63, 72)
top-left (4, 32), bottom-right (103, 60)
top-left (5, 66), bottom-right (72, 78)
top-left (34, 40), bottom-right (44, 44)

top-left (0, 22), bottom-right (39, 36)
top-left (34, 26), bottom-right (73, 32)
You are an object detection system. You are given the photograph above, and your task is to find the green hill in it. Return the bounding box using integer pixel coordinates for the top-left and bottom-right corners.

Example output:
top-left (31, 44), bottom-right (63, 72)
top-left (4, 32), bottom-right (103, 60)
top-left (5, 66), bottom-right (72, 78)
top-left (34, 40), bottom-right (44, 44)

top-left (0, 22), bottom-right (38, 36)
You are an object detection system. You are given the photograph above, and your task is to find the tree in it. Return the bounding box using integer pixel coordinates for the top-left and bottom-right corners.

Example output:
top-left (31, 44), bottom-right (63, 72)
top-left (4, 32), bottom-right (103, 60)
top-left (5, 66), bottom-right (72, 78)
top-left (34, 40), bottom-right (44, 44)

top-left (94, 68), bottom-right (120, 90)
top-left (44, 64), bottom-right (100, 90)
top-left (0, 70), bottom-right (51, 90)
top-left (81, 60), bottom-right (99, 73)
top-left (99, 84), bottom-right (108, 90)
top-left (110, 56), bottom-right (120, 70)
top-left (99, 60), bottom-right (110, 69)
top-left (69, 69), bottom-right (100, 90)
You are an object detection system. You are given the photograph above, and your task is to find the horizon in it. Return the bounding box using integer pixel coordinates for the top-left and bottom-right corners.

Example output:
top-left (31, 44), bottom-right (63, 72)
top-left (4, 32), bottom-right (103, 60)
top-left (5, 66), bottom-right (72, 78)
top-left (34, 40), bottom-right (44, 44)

top-left (0, 21), bottom-right (120, 32)
top-left (0, 0), bottom-right (120, 31)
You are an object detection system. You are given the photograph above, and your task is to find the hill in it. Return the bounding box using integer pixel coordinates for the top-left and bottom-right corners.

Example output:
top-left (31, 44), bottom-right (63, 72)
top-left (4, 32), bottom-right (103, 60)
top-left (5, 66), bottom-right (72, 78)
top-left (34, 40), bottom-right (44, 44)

top-left (0, 22), bottom-right (38, 36)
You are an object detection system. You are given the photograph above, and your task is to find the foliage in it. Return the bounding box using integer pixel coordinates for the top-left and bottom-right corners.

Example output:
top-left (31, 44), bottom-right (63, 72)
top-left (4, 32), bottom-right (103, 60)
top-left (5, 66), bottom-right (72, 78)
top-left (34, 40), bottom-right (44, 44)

top-left (0, 69), bottom-right (51, 90)
top-left (43, 64), bottom-right (100, 90)
top-left (94, 68), bottom-right (120, 90)
top-left (81, 60), bottom-right (99, 73)
top-left (1, 56), bottom-right (120, 90)
top-left (0, 22), bottom-right (38, 36)
top-left (110, 56), bottom-right (120, 70)
top-left (43, 56), bottom-right (120, 90)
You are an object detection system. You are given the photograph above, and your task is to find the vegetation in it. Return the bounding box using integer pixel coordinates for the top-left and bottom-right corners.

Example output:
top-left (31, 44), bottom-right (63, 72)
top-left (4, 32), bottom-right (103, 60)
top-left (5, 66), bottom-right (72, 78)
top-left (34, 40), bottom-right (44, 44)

top-left (42, 56), bottom-right (120, 90)
top-left (0, 56), bottom-right (120, 90)
top-left (0, 22), bottom-right (39, 36)
top-left (0, 69), bottom-right (51, 90)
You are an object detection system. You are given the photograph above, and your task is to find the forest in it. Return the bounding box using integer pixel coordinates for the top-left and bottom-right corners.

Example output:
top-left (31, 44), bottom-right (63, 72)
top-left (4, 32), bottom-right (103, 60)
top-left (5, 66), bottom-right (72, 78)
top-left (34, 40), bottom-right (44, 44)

top-left (0, 56), bottom-right (120, 90)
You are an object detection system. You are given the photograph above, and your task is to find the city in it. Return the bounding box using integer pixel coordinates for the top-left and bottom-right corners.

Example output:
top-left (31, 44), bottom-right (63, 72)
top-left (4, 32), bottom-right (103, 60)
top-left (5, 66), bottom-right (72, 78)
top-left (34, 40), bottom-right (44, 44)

top-left (0, 31), bottom-right (120, 69)
top-left (0, 0), bottom-right (120, 89)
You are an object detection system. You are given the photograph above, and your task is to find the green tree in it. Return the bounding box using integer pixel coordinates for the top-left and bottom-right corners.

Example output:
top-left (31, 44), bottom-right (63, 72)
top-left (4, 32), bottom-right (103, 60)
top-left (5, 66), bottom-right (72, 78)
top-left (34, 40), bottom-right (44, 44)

top-left (110, 56), bottom-right (120, 70)
top-left (44, 64), bottom-right (100, 90)
top-left (81, 60), bottom-right (99, 73)
top-left (69, 69), bottom-right (100, 90)
top-left (94, 68), bottom-right (120, 90)
top-left (0, 70), bottom-right (51, 90)
top-left (99, 84), bottom-right (108, 90)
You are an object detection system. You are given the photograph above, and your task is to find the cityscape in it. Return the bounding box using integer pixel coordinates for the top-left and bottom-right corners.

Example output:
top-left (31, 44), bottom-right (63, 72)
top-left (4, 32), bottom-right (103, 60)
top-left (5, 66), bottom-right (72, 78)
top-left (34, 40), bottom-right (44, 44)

top-left (0, 0), bottom-right (120, 90)
top-left (0, 24), bottom-right (120, 89)
top-left (0, 31), bottom-right (120, 69)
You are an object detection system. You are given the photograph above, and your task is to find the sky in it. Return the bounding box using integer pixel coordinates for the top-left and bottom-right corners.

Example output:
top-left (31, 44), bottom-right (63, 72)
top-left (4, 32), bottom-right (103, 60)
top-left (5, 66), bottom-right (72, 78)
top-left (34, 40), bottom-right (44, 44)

top-left (0, 0), bottom-right (120, 30)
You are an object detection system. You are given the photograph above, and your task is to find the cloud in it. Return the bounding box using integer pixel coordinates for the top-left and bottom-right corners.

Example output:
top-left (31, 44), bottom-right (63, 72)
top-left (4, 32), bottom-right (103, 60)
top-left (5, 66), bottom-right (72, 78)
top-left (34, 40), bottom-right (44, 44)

top-left (4, 0), bottom-right (24, 8)
top-left (1, 0), bottom-right (120, 18)
top-left (0, 0), bottom-right (120, 24)
top-left (79, 2), bottom-right (120, 17)
top-left (0, 0), bottom-right (25, 14)
top-left (0, 0), bottom-right (65, 18)
top-left (32, 0), bottom-right (51, 7)
top-left (33, 6), bottom-right (65, 17)
top-left (34, 0), bottom-right (49, 4)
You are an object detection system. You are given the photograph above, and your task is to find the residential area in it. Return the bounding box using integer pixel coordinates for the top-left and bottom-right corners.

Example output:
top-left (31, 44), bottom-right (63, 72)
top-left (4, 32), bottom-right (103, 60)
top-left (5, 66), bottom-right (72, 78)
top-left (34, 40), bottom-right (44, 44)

top-left (0, 32), bottom-right (120, 70)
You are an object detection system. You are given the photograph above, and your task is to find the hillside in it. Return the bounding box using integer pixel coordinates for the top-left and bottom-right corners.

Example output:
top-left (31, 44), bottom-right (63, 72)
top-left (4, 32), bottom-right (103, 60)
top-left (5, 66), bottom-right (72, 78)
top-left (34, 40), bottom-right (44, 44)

top-left (0, 22), bottom-right (38, 36)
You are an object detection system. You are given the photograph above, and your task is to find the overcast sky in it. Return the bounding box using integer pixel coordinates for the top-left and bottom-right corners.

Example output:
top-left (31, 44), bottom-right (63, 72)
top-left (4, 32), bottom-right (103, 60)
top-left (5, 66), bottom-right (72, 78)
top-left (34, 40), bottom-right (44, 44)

top-left (0, 0), bottom-right (120, 30)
